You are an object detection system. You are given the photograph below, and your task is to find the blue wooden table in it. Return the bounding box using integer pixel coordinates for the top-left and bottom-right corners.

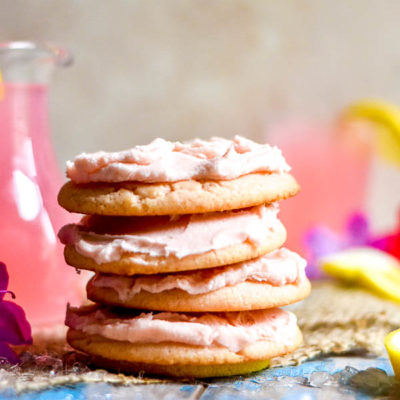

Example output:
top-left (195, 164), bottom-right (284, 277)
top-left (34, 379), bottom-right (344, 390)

top-left (0, 355), bottom-right (397, 399)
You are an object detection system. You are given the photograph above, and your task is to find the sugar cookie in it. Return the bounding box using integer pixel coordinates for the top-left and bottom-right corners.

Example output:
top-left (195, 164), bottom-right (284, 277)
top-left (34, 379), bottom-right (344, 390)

top-left (66, 306), bottom-right (302, 378)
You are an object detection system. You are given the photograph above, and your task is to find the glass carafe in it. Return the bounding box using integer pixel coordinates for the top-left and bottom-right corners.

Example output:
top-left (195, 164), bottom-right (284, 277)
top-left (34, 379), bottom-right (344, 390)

top-left (0, 42), bottom-right (81, 327)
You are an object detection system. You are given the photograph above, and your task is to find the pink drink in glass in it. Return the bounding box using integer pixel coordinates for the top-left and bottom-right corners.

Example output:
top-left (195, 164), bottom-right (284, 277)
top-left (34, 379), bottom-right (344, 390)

top-left (268, 123), bottom-right (370, 254)
top-left (0, 82), bottom-right (81, 327)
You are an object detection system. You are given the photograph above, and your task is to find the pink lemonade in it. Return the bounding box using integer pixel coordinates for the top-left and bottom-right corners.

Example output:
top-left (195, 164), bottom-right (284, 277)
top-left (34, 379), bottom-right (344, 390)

top-left (0, 83), bottom-right (81, 327)
top-left (268, 124), bottom-right (370, 255)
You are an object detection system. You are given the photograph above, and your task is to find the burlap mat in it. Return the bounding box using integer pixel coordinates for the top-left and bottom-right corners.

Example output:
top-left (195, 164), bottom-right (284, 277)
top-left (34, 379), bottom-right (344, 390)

top-left (271, 281), bottom-right (400, 366)
top-left (2, 281), bottom-right (400, 393)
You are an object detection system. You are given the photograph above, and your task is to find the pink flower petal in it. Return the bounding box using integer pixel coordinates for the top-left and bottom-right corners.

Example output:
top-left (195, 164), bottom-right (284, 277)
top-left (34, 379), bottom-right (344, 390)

top-left (345, 212), bottom-right (371, 246)
top-left (0, 301), bottom-right (32, 345)
top-left (0, 341), bottom-right (19, 364)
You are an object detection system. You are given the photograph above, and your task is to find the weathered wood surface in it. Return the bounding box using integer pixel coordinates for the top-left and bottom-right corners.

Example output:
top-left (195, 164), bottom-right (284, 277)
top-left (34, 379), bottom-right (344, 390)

top-left (0, 356), bottom-right (395, 399)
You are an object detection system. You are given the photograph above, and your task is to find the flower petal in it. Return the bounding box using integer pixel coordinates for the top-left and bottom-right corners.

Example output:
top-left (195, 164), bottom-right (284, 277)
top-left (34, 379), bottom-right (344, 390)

top-left (303, 227), bottom-right (345, 279)
top-left (304, 226), bottom-right (343, 258)
top-left (372, 234), bottom-right (400, 260)
top-left (0, 301), bottom-right (32, 345)
top-left (0, 262), bottom-right (9, 300)
top-left (346, 212), bottom-right (371, 246)
top-left (0, 341), bottom-right (19, 364)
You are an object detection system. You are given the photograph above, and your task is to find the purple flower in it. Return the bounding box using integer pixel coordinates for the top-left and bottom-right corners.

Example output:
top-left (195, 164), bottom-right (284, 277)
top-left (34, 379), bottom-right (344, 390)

top-left (0, 262), bottom-right (32, 363)
top-left (303, 211), bottom-right (400, 279)
top-left (303, 212), bottom-right (373, 279)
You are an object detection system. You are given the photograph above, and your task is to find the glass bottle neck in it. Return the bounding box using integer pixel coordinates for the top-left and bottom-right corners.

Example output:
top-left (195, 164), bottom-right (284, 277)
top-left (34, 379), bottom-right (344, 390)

top-left (0, 41), bottom-right (72, 84)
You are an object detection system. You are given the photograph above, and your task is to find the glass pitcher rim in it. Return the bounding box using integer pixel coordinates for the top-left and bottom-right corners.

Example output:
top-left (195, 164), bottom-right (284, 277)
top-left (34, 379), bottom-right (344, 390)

top-left (0, 41), bottom-right (73, 67)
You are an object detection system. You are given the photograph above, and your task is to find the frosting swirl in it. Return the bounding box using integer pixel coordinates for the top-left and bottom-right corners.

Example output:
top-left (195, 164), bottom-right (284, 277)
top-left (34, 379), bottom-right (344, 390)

top-left (91, 248), bottom-right (306, 298)
top-left (66, 136), bottom-right (290, 183)
top-left (66, 306), bottom-right (298, 353)
top-left (58, 204), bottom-right (283, 264)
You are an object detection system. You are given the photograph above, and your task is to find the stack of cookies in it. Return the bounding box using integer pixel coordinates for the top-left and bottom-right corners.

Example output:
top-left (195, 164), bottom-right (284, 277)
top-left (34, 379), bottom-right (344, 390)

top-left (58, 136), bottom-right (310, 378)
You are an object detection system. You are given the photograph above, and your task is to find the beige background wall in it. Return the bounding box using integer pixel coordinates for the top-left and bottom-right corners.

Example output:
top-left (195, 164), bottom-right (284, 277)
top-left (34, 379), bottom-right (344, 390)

top-left (1, 0), bottom-right (400, 229)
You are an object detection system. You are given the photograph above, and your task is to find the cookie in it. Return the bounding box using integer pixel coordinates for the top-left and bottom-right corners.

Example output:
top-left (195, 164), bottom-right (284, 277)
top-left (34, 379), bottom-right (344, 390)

top-left (87, 278), bottom-right (311, 312)
top-left (58, 172), bottom-right (299, 216)
top-left (59, 204), bottom-right (287, 275)
top-left (66, 306), bottom-right (302, 378)
top-left (86, 248), bottom-right (310, 311)
top-left (59, 136), bottom-right (298, 216)
top-left (67, 329), bottom-right (302, 377)
top-left (64, 236), bottom-right (285, 275)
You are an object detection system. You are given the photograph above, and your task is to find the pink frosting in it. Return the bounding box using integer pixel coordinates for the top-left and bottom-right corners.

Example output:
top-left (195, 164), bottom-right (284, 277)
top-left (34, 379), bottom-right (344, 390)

top-left (65, 307), bottom-right (298, 352)
top-left (66, 136), bottom-right (291, 183)
top-left (91, 248), bottom-right (307, 299)
top-left (58, 204), bottom-right (283, 264)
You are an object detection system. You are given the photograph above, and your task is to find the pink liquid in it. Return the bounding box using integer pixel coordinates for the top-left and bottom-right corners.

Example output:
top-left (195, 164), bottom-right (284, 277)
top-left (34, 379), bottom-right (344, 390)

top-left (0, 83), bottom-right (81, 327)
top-left (268, 124), bottom-right (370, 254)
